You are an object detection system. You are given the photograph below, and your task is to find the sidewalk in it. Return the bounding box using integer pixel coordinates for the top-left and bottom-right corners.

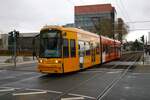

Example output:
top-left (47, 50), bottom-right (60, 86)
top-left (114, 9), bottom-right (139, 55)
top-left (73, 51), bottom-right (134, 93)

top-left (0, 56), bottom-right (38, 68)
top-left (0, 60), bottom-right (38, 67)
top-left (143, 53), bottom-right (150, 65)
top-left (134, 53), bottom-right (150, 73)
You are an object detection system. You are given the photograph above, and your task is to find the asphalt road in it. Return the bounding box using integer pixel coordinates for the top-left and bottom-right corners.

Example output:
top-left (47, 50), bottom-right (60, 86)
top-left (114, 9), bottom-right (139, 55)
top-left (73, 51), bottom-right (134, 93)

top-left (0, 62), bottom-right (149, 100)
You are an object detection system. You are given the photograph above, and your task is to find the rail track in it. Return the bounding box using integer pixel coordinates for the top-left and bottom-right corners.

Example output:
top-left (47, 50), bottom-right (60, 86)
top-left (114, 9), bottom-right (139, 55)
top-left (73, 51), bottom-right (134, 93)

top-left (52, 52), bottom-right (141, 100)
top-left (120, 51), bottom-right (143, 61)
top-left (96, 59), bottom-right (139, 100)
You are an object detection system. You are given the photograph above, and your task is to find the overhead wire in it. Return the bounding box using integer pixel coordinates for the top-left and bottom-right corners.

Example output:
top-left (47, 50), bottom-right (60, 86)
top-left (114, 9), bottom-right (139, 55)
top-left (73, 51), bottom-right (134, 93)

top-left (66, 0), bottom-right (76, 6)
top-left (118, 0), bottom-right (136, 31)
top-left (115, 0), bottom-right (129, 21)
top-left (119, 0), bottom-right (132, 22)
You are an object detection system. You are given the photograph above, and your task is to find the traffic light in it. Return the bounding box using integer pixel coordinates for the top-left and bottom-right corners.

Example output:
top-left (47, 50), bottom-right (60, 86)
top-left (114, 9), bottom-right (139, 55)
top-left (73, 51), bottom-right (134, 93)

top-left (8, 31), bottom-right (14, 51)
top-left (8, 31), bottom-right (13, 37)
top-left (8, 30), bottom-right (20, 67)
top-left (140, 35), bottom-right (144, 43)
top-left (8, 30), bottom-right (20, 41)
top-left (8, 30), bottom-right (20, 51)
top-left (14, 30), bottom-right (19, 39)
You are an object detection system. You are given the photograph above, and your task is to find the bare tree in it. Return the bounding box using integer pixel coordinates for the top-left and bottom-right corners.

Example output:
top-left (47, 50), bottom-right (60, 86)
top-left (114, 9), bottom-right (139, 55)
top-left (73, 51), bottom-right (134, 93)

top-left (91, 17), bottom-right (114, 38)
top-left (115, 18), bottom-right (129, 43)
top-left (91, 17), bottom-right (129, 41)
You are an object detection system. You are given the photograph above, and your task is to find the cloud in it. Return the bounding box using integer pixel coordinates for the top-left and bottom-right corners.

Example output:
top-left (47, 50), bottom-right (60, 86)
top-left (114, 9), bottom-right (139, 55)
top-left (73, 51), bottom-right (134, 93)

top-left (0, 0), bottom-right (150, 34)
top-left (0, 0), bottom-right (74, 32)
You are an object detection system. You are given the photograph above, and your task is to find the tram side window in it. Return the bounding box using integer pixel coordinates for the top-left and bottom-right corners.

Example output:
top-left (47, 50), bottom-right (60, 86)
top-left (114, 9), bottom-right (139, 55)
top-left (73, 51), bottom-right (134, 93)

top-left (63, 39), bottom-right (69, 57)
top-left (86, 50), bottom-right (90, 55)
top-left (70, 39), bottom-right (76, 57)
top-left (102, 45), bottom-right (105, 52)
top-left (105, 45), bottom-right (109, 54)
top-left (85, 42), bottom-right (90, 56)
top-left (96, 44), bottom-right (100, 54)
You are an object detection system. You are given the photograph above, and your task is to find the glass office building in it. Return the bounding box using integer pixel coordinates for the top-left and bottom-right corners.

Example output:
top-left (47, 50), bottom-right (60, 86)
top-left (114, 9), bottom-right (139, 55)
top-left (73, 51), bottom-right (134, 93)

top-left (75, 4), bottom-right (116, 34)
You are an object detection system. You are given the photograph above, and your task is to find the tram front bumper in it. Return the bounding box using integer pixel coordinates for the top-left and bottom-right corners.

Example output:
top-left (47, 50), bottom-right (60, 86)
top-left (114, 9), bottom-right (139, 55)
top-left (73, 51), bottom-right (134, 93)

top-left (38, 63), bottom-right (63, 74)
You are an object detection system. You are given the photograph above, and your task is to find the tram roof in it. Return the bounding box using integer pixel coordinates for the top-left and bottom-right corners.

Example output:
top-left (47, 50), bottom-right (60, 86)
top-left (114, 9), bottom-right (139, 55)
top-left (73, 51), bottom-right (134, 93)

top-left (41, 25), bottom-right (99, 38)
top-left (41, 25), bottom-right (120, 44)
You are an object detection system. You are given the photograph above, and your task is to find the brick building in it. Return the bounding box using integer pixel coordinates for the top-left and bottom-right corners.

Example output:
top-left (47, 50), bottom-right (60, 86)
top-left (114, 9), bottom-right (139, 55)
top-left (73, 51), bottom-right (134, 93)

top-left (75, 4), bottom-right (116, 34)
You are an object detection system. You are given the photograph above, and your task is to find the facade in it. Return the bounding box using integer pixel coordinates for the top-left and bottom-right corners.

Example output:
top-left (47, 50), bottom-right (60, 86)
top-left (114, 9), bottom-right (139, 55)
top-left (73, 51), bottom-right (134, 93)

top-left (75, 4), bottom-right (116, 34)
top-left (148, 32), bottom-right (150, 45)
top-left (63, 23), bottom-right (75, 27)
top-left (0, 34), bottom-right (8, 50)
top-left (0, 33), bottom-right (39, 51)
top-left (17, 33), bottom-right (39, 51)
top-left (146, 32), bottom-right (150, 53)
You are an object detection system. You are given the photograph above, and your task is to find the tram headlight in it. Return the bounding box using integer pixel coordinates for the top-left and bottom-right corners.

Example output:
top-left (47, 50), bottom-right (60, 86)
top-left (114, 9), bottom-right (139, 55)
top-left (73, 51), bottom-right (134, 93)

top-left (39, 59), bottom-right (43, 63)
top-left (55, 60), bottom-right (61, 63)
top-left (55, 60), bottom-right (58, 63)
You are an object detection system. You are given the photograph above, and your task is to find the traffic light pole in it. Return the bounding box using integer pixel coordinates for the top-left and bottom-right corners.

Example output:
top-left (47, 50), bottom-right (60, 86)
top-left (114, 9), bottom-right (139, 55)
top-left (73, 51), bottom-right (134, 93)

top-left (8, 30), bottom-right (19, 68)
top-left (13, 35), bottom-right (16, 67)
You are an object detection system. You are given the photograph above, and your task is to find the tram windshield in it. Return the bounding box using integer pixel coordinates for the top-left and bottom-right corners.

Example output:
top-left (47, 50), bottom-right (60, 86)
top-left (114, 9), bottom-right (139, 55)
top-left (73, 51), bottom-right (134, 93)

top-left (39, 29), bottom-right (62, 58)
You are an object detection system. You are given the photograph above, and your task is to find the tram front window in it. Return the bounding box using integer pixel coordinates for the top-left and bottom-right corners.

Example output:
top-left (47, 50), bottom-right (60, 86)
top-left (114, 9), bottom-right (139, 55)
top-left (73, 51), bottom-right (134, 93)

top-left (39, 29), bottom-right (62, 58)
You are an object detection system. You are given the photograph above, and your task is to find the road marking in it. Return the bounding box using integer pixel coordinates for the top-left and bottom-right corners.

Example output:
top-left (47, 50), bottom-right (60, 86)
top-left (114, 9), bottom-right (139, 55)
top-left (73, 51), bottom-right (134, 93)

top-left (13, 91), bottom-right (47, 96)
top-left (2, 74), bottom-right (41, 86)
top-left (0, 88), bottom-right (15, 92)
top-left (27, 88), bottom-right (62, 94)
top-left (80, 70), bottom-right (103, 73)
top-left (0, 86), bottom-right (62, 94)
top-left (68, 93), bottom-right (96, 99)
top-left (107, 71), bottom-right (122, 74)
top-left (124, 86), bottom-right (131, 90)
top-left (132, 73), bottom-right (150, 75)
top-left (61, 97), bottom-right (85, 100)
top-left (0, 87), bottom-right (20, 90)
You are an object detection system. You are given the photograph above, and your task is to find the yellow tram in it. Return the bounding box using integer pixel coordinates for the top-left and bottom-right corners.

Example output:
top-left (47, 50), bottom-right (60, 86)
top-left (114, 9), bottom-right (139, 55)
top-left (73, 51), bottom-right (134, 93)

top-left (38, 26), bottom-right (101, 73)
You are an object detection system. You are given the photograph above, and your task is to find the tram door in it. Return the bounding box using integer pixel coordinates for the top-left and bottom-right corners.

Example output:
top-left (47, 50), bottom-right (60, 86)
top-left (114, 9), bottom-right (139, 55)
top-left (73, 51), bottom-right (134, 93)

top-left (78, 41), bottom-right (84, 69)
top-left (91, 44), bottom-right (96, 63)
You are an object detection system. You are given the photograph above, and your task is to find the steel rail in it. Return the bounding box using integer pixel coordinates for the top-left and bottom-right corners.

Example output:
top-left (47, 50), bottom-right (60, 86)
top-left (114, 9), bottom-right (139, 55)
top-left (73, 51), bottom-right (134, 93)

top-left (53, 58), bottom-right (132, 100)
top-left (96, 57), bottom-right (139, 100)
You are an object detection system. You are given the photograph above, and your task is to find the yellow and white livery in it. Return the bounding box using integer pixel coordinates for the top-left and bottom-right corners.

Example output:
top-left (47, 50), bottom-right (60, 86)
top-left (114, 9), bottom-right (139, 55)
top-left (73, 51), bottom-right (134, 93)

top-left (38, 26), bottom-right (101, 74)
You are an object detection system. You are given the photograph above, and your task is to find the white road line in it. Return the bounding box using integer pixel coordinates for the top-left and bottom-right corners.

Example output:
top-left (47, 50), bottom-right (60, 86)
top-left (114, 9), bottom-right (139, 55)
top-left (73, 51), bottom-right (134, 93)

top-left (0, 87), bottom-right (20, 90)
top-left (107, 71), bottom-right (122, 74)
top-left (0, 88), bottom-right (15, 92)
top-left (0, 86), bottom-right (62, 94)
top-left (2, 74), bottom-right (41, 86)
top-left (13, 91), bottom-right (47, 96)
top-left (68, 93), bottom-right (96, 99)
top-left (132, 72), bottom-right (150, 75)
top-left (80, 71), bottom-right (103, 73)
top-left (27, 88), bottom-right (62, 94)
top-left (61, 97), bottom-right (85, 100)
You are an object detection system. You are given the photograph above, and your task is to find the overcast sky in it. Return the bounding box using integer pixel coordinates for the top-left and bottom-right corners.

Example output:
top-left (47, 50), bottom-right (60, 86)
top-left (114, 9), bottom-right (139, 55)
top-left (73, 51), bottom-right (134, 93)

top-left (0, 0), bottom-right (150, 41)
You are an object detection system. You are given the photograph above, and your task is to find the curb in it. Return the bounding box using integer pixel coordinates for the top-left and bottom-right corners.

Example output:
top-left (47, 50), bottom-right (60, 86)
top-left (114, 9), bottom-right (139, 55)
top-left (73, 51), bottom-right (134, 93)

top-left (0, 61), bottom-right (38, 68)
